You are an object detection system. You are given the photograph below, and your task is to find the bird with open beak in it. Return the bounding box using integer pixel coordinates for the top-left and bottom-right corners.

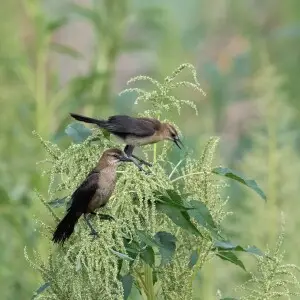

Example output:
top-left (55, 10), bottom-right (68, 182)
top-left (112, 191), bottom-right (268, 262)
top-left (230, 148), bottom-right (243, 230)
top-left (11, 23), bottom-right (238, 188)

top-left (52, 148), bottom-right (132, 244)
top-left (70, 113), bottom-right (183, 168)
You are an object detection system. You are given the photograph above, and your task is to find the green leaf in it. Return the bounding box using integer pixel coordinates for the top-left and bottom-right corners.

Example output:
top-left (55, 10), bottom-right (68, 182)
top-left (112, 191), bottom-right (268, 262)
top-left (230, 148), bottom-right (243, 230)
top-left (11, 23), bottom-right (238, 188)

top-left (46, 17), bottom-right (68, 33)
top-left (212, 167), bottom-right (266, 201)
top-left (50, 43), bottom-right (83, 59)
top-left (154, 231), bottom-right (176, 266)
top-left (70, 4), bottom-right (102, 31)
top-left (32, 282), bottom-right (51, 299)
top-left (137, 230), bottom-right (160, 248)
top-left (65, 122), bottom-right (92, 143)
top-left (217, 251), bottom-right (246, 271)
top-left (123, 239), bottom-right (140, 256)
top-left (188, 250), bottom-right (199, 269)
top-left (120, 274), bottom-right (133, 300)
top-left (157, 203), bottom-right (202, 237)
top-left (68, 71), bottom-right (108, 98)
top-left (154, 189), bottom-right (191, 210)
top-left (140, 246), bottom-right (155, 267)
top-left (220, 298), bottom-right (239, 300)
top-left (110, 249), bottom-right (134, 262)
top-left (214, 240), bottom-right (264, 257)
top-left (188, 200), bottom-right (219, 237)
top-left (47, 197), bottom-right (67, 208)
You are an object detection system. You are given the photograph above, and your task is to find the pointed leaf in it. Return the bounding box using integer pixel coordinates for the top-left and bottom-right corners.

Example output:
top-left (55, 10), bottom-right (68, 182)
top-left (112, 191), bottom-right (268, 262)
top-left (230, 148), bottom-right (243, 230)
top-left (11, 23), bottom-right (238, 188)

top-left (154, 189), bottom-right (190, 210)
top-left (157, 203), bottom-right (202, 237)
top-left (245, 246), bottom-right (264, 257)
top-left (110, 249), bottom-right (134, 262)
top-left (212, 167), bottom-right (266, 201)
top-left (137, 230), bottom-right (160, 248)
top-left (32, 282), bottom-right (51, 299)
top-left (188, 200), bottom-right (219, 237)
top-left (65, 122), bottom-right (92, 143)
top-left (214, 240), bottom-right (264, 257)
top-left (47, 197), bottom-right (67, 208)
top-left (154, 231), bottom-right (176, 266)
top-left (140, 246), bottom-right (155, 267)
top-left (217, 251), bottom-right (246, 271)
top-left (50, 43), bottom-right (83, 59)
top-left (120, 274), bottom-right (133, 300)
top-left (46, 17), bottom-right (68, 33)
top-left (123, 239), bottom-right (140, 256)
top-left (68, 71), bottom-right (108, 97)
top-left (70, 4), bottom-right (102, 31)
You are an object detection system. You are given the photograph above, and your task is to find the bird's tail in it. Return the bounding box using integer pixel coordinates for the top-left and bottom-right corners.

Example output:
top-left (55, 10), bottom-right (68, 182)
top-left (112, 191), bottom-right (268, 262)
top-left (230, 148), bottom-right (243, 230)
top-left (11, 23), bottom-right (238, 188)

top-left (70, 113), bottom-right (107, 128)
top-left (52, 210), bottom-right (81, 244)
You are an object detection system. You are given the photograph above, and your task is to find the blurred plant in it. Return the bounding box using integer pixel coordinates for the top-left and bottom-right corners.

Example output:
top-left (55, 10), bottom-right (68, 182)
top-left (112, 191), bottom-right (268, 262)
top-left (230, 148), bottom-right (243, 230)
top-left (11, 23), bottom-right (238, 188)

top-left (231, 58), bottom-right (300, 249)
top-left (217, 56), bottom-right (300, 299)
top-left (235, 214), bottom-right (300, 299)
top-left (67, 0), bottom-right (130, 110)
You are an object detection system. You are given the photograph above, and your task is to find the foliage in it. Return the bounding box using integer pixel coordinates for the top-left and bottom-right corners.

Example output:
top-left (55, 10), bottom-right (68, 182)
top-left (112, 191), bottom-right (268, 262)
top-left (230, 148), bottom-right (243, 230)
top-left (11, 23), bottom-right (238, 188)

top-left (26, 65), bottom-right (279, 300)
top-left (2, 1), bottom-right (300, 300)
top-left (236, 215), bottom-right (300, 299)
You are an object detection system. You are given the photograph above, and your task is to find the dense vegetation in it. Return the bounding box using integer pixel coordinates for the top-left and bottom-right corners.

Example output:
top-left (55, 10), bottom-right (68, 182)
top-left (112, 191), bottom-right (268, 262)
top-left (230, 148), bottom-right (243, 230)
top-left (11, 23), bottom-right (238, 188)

top-left (2, 0), bottom-right (300, 299)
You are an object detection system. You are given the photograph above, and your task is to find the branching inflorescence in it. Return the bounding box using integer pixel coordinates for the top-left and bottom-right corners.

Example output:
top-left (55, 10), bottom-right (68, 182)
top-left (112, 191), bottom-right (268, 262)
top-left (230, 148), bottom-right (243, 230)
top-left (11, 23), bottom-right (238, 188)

top-left (27, 63), bottom-right (299, 300)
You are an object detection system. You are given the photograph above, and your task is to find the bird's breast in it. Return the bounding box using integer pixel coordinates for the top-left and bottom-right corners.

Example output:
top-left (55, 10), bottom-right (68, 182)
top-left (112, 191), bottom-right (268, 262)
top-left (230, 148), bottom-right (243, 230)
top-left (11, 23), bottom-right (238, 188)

top-left (124, 134), bottom-right (161, 146)
top-left (88, 169), bottom-right (116, 212)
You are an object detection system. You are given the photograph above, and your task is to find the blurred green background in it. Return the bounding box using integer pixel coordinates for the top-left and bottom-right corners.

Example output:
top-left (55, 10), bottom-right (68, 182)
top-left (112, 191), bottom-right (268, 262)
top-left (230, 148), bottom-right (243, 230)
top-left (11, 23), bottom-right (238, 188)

top-left (1, 0), bottom-right (300, 299)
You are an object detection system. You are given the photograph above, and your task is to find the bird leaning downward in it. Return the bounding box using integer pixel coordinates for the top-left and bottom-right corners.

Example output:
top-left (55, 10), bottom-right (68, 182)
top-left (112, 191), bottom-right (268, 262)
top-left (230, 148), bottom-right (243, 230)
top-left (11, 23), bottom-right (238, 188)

top-left (52, 113), bottom-right (183, 244)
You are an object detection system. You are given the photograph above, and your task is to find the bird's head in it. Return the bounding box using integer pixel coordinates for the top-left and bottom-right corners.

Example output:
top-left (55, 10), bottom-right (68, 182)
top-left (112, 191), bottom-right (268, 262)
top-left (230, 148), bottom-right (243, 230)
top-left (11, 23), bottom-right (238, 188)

top-left (161, 123), bottom-right (183, 149)
top-left (100, 148), bottom-right (132, 166)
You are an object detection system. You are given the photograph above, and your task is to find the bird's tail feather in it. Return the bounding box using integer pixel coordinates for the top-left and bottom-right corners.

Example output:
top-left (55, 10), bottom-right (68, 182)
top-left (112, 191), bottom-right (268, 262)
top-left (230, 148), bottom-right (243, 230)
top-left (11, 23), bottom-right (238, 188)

top-left (52, 210), bottom-right (81, 244)
top-left (70, 113), bottom-right (107, 128)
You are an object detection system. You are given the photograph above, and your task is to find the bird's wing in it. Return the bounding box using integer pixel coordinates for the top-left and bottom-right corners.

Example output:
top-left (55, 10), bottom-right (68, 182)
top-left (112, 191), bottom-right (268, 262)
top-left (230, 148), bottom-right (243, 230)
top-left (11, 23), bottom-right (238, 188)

top-left (68, 171), bottom-right (99, 213)
top-left (107, 115), bottom-right (159, 137)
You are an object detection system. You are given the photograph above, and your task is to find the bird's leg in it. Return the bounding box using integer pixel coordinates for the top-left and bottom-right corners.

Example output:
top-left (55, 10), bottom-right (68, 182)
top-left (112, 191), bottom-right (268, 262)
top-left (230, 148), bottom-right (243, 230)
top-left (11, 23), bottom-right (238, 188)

top-left (97, 213), bottom-right (115, 221)
top-left (124, 145), bottom-right (150, 173)
top-left (84, 214), bottom-right (99, 238)
top-left (131, 154), bottom-right (152, 167)
top-left (124, 145), bottom-right (152, 168)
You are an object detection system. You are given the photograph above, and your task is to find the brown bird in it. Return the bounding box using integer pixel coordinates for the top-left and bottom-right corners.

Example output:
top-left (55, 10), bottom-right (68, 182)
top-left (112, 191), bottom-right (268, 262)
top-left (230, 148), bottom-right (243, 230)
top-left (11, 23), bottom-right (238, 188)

top-left (52, 148), bottom-right (132, 244)
top-left (70, 113), bottom-right (183, 168)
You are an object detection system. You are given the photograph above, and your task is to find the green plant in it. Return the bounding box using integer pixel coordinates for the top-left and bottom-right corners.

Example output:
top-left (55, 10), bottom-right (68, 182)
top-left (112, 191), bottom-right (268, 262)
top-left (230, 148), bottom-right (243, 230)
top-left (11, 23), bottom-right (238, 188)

top-left (235, 215), bottom-right (300, 299)
top-left (27, 64), bottom-right (294, 300)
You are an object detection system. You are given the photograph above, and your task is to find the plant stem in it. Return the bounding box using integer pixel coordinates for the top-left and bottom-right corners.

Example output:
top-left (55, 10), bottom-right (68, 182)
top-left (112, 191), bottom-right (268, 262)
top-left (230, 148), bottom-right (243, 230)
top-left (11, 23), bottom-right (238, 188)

top-left (266, 97), bottom-right (278, 246)
top-left (153, 144), bottom-right (157, 164)
top-left (144, 264), bottom-right (155, 300)
top-left (142, 114), bottom-right (159, 300)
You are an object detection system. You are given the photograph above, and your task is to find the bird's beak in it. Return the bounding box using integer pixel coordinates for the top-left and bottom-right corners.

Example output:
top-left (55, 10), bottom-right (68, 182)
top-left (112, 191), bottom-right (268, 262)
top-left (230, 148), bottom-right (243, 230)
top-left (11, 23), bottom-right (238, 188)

top-left (173, 136), bottom-right (184, 149)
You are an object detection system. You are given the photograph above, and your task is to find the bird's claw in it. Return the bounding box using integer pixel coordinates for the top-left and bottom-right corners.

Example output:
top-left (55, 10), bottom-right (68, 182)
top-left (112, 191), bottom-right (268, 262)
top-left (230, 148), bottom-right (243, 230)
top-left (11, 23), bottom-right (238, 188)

top-left (89, 230), bottom-right (99, 239)
top-left (98, 213), bottom-right (115, 221)
top-left (140, 160), bottom-right (152, 167)
top-left (138, 166), bottom-right (152, 175)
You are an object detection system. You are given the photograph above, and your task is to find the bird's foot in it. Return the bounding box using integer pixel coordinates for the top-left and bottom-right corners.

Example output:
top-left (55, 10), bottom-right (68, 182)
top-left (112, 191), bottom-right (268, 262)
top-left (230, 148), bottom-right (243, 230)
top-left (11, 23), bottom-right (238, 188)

top-left (89, 229), bottom-right (99, 239)
top-left (138, 160), bottom-right (152, 167)
top-left (138, 165), bottom-right (152, 175)
top-left (131, 155), bottom-right (152, 167)
top-left (98, 213), bottom-right (115, 221)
